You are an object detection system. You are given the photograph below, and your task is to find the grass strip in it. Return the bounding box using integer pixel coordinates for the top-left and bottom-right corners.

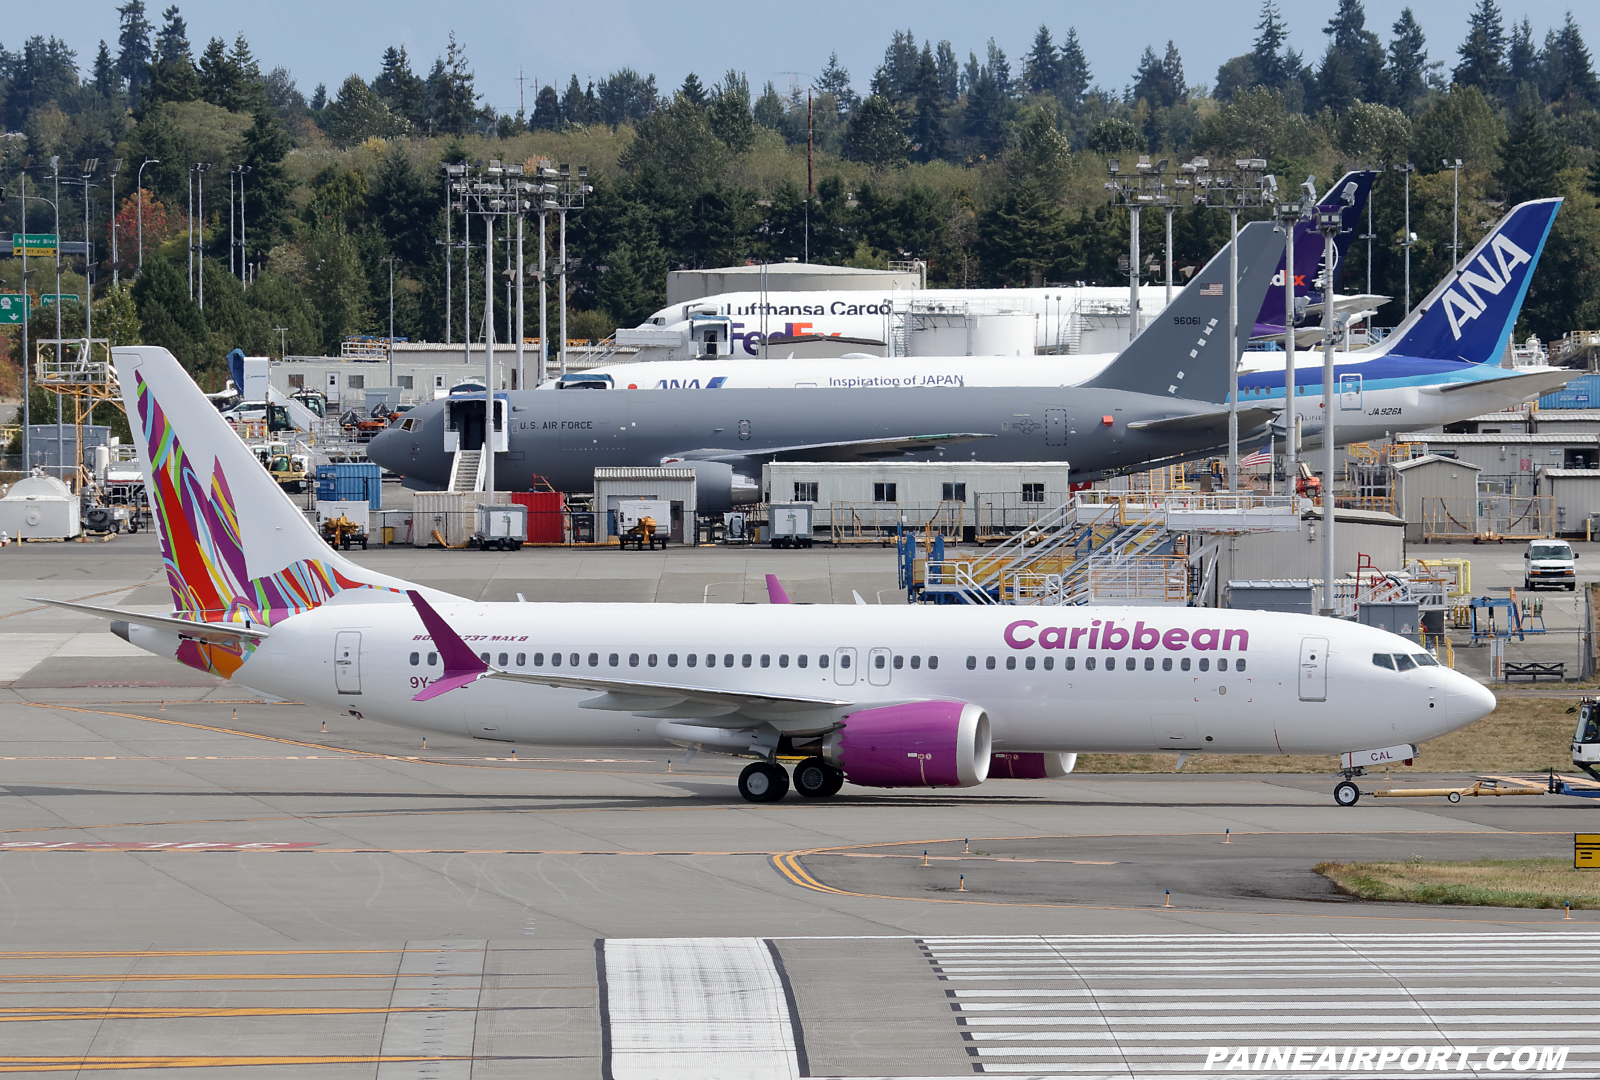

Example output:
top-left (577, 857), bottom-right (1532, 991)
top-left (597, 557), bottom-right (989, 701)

top-left (1315, 857), bottom-right (1600, 909)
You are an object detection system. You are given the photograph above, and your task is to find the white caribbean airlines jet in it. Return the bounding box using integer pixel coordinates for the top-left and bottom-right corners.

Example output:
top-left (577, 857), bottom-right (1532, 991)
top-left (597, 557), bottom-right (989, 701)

top-left (36, 345), bottom-right (1496, 806)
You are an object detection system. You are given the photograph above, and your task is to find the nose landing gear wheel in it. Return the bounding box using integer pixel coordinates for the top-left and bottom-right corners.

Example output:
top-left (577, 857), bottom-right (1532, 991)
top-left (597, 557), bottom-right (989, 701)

top-left (793, 757), bottom-right (844, 799)
top-left (1333, 780), bottom-right (1361, 806)
top-left (738, 761), bottom-right (790, 803)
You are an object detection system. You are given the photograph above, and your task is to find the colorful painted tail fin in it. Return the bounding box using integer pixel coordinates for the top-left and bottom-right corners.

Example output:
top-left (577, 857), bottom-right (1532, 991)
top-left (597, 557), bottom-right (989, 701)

top-left (1252, 170), bottom-right (1377, 334)
top-left (113, 346), bottom-right (417, 630)
top-left (1374, 198), bottom-right (1562, 364)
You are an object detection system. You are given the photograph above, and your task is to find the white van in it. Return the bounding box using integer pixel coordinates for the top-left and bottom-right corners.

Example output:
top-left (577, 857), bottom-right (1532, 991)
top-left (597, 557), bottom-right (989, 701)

top-left (1524, 539), bottom-right (1578, 591)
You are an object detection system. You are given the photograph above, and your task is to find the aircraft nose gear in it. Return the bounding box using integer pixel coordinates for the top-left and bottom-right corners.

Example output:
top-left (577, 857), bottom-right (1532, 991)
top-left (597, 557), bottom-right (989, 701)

top-left (793, 757), bottom-right (845, 799)
top-left (1334, 780), bottom-right (1361, 806)
top-left (738, 761), bottom-right (790, 803)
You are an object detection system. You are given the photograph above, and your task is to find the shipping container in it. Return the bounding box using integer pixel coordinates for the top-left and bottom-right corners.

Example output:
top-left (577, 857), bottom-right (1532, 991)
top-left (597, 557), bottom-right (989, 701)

top-left (1538, 374), bottom-right (1600, 410)
top-left (315, 462), bottom-right (383, 509)
top-left (510, 490), bottom-right (565, 543)
top-left (412, 491), bottom-right (507, 547)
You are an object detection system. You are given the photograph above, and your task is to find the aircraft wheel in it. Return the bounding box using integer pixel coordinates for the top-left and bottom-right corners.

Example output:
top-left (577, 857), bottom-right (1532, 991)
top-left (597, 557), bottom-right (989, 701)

top-left (1447, 791), bottom-right (1462, 803)
top-left (1333, 780), bottom-right (1360, 807)
top-left (793, 757), bottom-right (841, 799)
top-left (738, 761), bottom-right (789, 803)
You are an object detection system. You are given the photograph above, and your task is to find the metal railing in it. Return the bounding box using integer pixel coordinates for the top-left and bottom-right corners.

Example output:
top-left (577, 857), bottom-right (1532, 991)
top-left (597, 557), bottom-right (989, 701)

top-left (831, 501), bottom-right (964, 544)
top-left (1421, 495), bottom-right (1554, 541)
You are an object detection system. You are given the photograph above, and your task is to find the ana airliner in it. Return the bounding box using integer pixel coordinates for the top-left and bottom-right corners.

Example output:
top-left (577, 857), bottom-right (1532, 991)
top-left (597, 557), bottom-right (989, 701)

top-left (553, 199), bottom-right (1569, 452)
top-left (36, 344), bottom-right (1496, 805)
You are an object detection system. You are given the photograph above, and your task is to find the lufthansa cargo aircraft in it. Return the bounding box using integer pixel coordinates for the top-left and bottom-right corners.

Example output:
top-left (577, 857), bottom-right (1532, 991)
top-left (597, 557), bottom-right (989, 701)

top-left (550, 199), bottom-right (1569, 453)
top-left (371, 221), bottom-right (1289, 497)
top-left (38, 343), bottom-right (1496, 805)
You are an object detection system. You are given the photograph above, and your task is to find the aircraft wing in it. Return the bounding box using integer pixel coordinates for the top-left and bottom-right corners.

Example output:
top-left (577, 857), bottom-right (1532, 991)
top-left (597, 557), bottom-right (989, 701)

top-left (1426, 369), bottom-right (1571, 396)
top-left (26, 597), bottom-right (271, 644)
top-left (1126, 406), bottom-right (1278, 434)
top-left (673, 432), bottom-right (996, 464)
top-left (484, 669), bottom-right (853, 725)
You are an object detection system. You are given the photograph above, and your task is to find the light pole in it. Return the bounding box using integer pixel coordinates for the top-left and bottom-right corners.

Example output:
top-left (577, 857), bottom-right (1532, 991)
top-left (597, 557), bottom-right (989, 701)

top-left (1191, 157), bottom-right (1273, 490)
top-left (50, 156), bottom-right (64, 481)
top-left (187, 164), bottom-right (196, 299)
top-left (1103, 156), bottom-right (1169, 347)
top-left (383, 256), bottom-right (396, 388)
top-left (534, 160), bottom-right (558, 384)
top-left (508, 163), bottom-right (526, 391)
top-left (195, 163), bottom-right (210, 309)
top-left (80, 158), bottom-right (98, 341)
top-left (1316, 208), bottom-right (1342, 617)
top-left (442, 163), bottom-right (465, 346)
top-left (553, 163), bottom-right (591, 379)
top-left (273, 326), bottom-right (288, 362)
top-left (1443, 158), bottom-right (1464, 264)
top-left (1392, 163), bottom-right (1415, 315)
top-left (228, 168), bottom-right (235, 278)
top-left (1275, 197), bottom-right (1306, 487)
top-left (19, 168), bottom-right (31, 470)
top-left (109, 159), bottom-right (122, 287)
top-left (237, 164), bottom-right (250, 285)
top-left (136, 158), bottom-right (158, 271)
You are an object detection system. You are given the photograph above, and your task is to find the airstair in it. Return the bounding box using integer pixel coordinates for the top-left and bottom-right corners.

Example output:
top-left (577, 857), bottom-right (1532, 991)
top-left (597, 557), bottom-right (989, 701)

top-left (448, 449), bottom-right (485, 493)
top-left (908, 492), bottom-right (1299, 607)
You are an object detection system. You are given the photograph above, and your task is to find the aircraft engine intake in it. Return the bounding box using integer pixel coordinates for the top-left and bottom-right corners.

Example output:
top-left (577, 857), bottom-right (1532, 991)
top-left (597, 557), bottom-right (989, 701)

top-left (988, 751), bottom-right (1077, 779)
top-left (824, 701), bottom-right (992, 788)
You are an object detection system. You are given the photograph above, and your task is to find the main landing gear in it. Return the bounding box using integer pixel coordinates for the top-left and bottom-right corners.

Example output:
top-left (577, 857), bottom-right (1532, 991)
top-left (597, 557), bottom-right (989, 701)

top-left (737, 758), bottom-right (845, 803)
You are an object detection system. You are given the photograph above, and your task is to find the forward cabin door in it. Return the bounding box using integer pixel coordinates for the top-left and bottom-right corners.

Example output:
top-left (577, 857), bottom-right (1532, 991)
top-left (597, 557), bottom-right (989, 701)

top-left (334, 631), bottom-right (362, 695)
top-left (1298, 637), bottom-right (1328, 702)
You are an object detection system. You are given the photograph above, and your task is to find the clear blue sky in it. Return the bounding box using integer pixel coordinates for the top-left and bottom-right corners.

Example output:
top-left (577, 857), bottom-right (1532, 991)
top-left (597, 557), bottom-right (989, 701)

top-left (7, 1), bottom-right (1590, 113)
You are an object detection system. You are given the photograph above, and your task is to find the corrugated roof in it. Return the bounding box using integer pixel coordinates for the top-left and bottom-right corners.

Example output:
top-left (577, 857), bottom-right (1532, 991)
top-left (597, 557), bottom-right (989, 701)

top-left (1537, 468), bottom-right (1600, 478)
top-left (594, 467), bottom-right (698, 480)
top-left (1391, 454), bottom-right (1483, 472)
top-left (1397, 432), bottom-right (1598, 444)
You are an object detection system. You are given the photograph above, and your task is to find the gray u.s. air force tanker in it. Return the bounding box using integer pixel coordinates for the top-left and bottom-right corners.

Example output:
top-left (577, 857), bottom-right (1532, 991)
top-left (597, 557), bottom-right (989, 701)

top-left (368, 222), bottom-right (1284, 510)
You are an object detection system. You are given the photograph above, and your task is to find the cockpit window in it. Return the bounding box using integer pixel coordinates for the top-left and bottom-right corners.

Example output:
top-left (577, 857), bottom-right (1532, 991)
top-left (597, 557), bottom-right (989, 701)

top-left (1412, 652), bottom-right (1439, 667)
top-left (1372, 653), bottom-right (1394, 670)
top-left (1392, 654), bottom-right (1418, 671)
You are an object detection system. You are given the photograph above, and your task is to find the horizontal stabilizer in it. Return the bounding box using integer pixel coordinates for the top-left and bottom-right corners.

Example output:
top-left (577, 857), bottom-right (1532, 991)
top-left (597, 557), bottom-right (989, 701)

top-left (26, 597), bottom-right (270, 643)
top-left (1126, 406), bottom-right (1278, 433)
top-left (1426, 368), bottom-right (1571, 397)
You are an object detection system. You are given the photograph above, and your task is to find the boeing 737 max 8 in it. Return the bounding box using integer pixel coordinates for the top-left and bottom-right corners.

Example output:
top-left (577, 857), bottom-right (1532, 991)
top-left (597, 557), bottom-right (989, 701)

top-left (35, 345), bottom-right (1497, 805)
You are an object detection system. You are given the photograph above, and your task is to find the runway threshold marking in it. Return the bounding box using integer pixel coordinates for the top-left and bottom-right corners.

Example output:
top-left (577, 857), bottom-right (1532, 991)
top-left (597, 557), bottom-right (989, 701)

top-left (769, 837), bottom-right (1600, 925)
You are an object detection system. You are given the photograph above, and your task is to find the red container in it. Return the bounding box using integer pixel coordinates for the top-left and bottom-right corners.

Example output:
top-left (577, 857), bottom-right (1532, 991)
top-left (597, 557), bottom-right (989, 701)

top-left (511, 491), bottom-right (565, 543)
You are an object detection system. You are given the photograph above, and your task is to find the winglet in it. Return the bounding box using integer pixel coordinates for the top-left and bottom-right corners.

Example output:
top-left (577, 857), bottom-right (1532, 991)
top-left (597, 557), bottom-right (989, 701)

top-left (765, 574), bottom-right (791, 605)
top-left (407, 590), bottom-right (488, 701)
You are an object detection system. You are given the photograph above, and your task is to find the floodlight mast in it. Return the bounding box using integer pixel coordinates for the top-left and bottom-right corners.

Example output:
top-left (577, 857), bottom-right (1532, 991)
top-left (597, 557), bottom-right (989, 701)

top-left (1103, 157), bottom-right (1169, 348)
top-left (1392, 163), bottom-right (1416, 314)
top-left (1316, 208), bottom-right (1343, 617)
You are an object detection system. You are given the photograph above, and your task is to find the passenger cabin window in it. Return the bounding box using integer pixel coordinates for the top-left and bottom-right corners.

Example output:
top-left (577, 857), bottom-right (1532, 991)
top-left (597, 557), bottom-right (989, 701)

top-left (1064, 656), bottom-right (1075, 670)
top-left (409, 652), bottom-right (419, 666)
top-left (588, 653), bottom-right (599, 667)
top-left (516, 653), bottom-right (526, 667)
top-left (551, 652), bottom-right (562, 666)
top-left (479, 652), bottom-right (490, 663)
top-left (1086, 657), bottom-right (1097, 670)
top-left (1199, 658), bottom-right (1210, 672)
top-left (779, 655), bottom-right (789, 668)
top-left (648, 654), bottom-right (658, 667)
top-left (1237, 659), bottom-right (1247, 671)
top-left (928, 656), bottom-right (938, 670)
top-left (569, 653), bottom-right (579, 667)
top-left (986, 656), bottom-right (996, 670)
top-left (668, 654), bottom-right (678, 667)
top-left (1181, 658), bottom-right (1191, 671)
top-left (1024, 657), bottom-right (1035, 670)
top-left (1043, 657), bottom-right (1053, 670)
top-left (967, 656), bottom-right (977, 670)
top-left (533, 653), bottom-right (544, 666)
top-left (609, 653), bottom-right (620, 667)
top-left (760, 655), bottom-right (770, 668)
top-left (497, 653), bottom-right (508, 667)
top-left (427, 652), bottom-right (437, 667)
top-left (1006, 657), bottom-right (1016, 670)
top-left (687, 654), bottom-right (698, 667)
top-left (819, 655), bottom-right (829, 669)
top-left (892, 655), bottom-right (903, 669)
top-left (911, 656), bottom-right (921, 669)
top-left (797, 655), bottom-right (808, 669)
top-left (1162, 657), bottom-right (1172, 671)
top-left (629, 654), bottom-right (639, 667)
top-left (1218, 658), bottom-right (1228, 672)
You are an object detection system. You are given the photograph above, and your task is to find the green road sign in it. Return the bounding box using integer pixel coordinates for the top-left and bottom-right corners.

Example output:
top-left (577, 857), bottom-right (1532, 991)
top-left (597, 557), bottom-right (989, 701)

top-left (11, 234), bottom-right (56, 258)
top-left (38, 294), bottom-right (80, 307)
top-left (0, 293), bottom-right (30, 324)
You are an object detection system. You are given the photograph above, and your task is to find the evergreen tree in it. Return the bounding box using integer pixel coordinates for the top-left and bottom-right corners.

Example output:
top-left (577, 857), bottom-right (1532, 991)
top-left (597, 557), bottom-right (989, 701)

top-left (116, 0), bottom-right (153, 103)
top-left (240, 109), bottom-right (292, 243)
top-left (1541, 12), bottom-right (1598, 108)
top-left (845, 94), bottom-right (909, 168)
top-left (962, 57), bottom-right (1008, 157)
top-left (131, 255), bottom-right (207, 376)
top-left (561, 74), bottom-right (588, 124)
top-left (1251, 0), bottom-right (1298, 90)
top-left (145, 5), bottom-right (198, 105)
top-left (531, 83), bottom-right (561, 130)
top-left (678, 73), bottom-right (708, 107)
top-left (369, 147), bottom-right (433, 266)
top-left (907, 42), bottom-right (948, 161)
top-left (93, 41), bottom-right (116, 97)
top-left (872, 29), bottom-right (920, 103)
top-left (935, 41), bottom-right (959, 102)
top-left (373, 46), bottom-right (427, 126)
top-left (1454, 0), bottom-right (1506, 97)
top-left (155, 5), bottom-right (188, 63)
top-left (707, 70), bottom-right (755, 153)
top-left (1058, 29), bottom-right (1090, 109)
top-left (1024, 26), bottom-right (1063, 97)
top-left (322, 75), bottom-right (409, 145)
top-left (986, 39), bottom-right (1013, 98)
top-left (753, 81), bottom-right (785, 129)
top-left (1321, 0), bottom-right (1386, 103)
top-left (310, 83), bottom-right (327, 112)
top-left (1507, 18), bottom-right (1538, 95)
top-left (1133, 41), bottom-right (1185, 108)
top-left (1387, 7), bottom-right (1432, 111)
top-left (1495, 105), bottom-right (1567, 203)
top-left (977, 179), bottom-right (1067, 287)
top-left (813, 51), bottom-right (857, 116)
top-left (427, 33), bottom-right (479, 135)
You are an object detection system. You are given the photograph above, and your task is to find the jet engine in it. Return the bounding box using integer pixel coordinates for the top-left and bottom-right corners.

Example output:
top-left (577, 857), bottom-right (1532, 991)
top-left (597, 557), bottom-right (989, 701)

top-left (988, 751), bottom-right (1077, 779)
top-left (823, 701), bottom-right (992, 788)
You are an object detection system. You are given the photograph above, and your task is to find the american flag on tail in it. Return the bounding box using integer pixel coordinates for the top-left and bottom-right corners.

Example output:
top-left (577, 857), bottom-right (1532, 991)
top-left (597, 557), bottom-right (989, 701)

top-left (1239, 447), bottom-right (1273, 468)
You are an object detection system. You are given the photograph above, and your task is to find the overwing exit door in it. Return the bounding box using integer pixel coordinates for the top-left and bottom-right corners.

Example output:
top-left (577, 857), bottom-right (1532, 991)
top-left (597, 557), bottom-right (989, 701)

top-left (335, 631), bottom-right (362, 694)
top-left (1299, 637), bottom-right (1328, 702)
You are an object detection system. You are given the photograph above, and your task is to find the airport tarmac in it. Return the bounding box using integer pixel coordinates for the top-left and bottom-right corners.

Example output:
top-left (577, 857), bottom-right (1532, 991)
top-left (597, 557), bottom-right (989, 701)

top-left (2, 535), bottom-right (1597, 1078)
